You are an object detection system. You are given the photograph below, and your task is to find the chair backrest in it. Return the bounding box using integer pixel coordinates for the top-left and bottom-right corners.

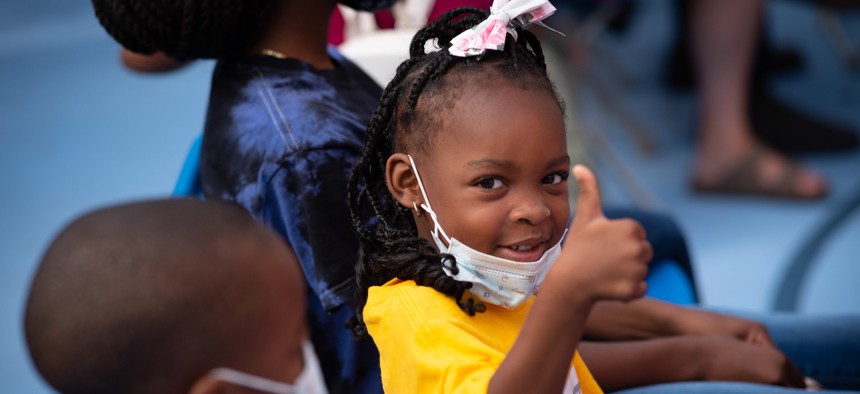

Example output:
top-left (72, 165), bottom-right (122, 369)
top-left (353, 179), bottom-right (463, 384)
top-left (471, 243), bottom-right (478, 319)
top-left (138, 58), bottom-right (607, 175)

top-left (172, 135), bottom-right (203, 197)
top-left (645, 259), bottom-right (698, 305)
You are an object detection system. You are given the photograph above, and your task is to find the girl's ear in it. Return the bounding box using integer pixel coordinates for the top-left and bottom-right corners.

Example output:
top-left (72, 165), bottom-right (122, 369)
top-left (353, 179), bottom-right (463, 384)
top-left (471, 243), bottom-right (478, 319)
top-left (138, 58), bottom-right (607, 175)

top-left (386, 153), bottom-right (422, 210)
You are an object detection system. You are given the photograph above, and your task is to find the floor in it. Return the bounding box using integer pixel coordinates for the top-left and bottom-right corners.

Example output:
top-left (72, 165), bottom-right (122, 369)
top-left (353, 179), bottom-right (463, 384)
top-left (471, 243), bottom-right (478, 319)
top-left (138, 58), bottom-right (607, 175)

top-left (1, 0), bottom-right (858, 392)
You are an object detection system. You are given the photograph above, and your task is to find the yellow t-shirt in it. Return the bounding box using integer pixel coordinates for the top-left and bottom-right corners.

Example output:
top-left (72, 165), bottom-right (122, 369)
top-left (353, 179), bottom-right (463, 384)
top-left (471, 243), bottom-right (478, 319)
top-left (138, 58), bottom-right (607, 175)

top-left (364, 279), bottom-right (604, 394)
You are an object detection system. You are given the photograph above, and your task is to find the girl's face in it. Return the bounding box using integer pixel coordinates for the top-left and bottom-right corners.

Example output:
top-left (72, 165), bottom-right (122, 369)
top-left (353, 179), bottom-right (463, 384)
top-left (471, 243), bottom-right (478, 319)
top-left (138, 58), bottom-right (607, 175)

top-left (411, 83), bottom-right (570, 262)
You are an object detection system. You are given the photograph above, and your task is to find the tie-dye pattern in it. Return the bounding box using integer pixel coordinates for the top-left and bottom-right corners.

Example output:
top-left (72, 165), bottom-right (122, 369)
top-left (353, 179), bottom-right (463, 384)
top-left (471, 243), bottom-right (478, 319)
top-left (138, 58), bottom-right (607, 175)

top-left (200, 46), bottom-right (381, 311)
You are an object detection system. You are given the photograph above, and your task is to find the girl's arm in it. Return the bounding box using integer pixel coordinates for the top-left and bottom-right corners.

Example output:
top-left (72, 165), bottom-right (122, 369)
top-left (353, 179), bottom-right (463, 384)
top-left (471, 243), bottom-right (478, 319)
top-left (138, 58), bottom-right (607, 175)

top-left (584, 298), bottom-right (691, 340)
top-left (488, 166), bottom-right (651, 393)
top-left (584, 297), bottom-right (775, 344)
top-left (489, 281), bottom-right (594, 394)
top-left (580, 336), bottom-right (806, 391)
top-left (579, 338), bottom-right (700, 390)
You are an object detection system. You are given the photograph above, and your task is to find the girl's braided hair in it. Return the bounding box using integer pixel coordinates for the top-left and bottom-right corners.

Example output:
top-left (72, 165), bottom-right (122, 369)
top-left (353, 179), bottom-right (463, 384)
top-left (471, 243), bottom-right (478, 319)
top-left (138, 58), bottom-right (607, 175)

top-left (347, 6), bottom-right (563, 337)
top-left (91, 0), bottom-right (275, 60)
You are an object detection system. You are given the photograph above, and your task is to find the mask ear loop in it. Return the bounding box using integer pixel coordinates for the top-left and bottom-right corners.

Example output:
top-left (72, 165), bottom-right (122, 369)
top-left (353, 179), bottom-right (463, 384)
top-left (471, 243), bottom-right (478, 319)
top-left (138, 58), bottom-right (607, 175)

top-left (293, 340), bottom-right (324, 391)
top-left (407, 155), bottom-right (451, 248)
top-left (207, 368), bottom-right (296, 394)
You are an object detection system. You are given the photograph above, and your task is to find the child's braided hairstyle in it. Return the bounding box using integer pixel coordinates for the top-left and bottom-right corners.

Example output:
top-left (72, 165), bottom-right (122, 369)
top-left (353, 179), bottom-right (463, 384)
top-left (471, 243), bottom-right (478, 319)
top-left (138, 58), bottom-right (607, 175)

top-left (347, 6), bottom-right (563, 337)
top-left (91, 0), bottom-right (274, 60)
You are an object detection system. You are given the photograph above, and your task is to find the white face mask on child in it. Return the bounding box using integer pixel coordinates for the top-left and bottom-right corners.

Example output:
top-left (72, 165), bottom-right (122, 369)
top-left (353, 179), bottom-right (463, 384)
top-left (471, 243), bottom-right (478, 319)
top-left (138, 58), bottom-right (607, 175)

top-left (207, 340), bottom-right (328, 394)
top-left (408, 155), bottom-right (566, 309)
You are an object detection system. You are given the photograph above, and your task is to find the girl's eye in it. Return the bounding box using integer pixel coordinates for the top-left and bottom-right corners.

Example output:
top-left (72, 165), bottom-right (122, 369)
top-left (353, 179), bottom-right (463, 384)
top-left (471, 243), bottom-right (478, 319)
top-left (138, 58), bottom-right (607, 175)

top-left (476, 177), bottom-right (504, 189)
top-left (542, 172), bottom-right (568, 185)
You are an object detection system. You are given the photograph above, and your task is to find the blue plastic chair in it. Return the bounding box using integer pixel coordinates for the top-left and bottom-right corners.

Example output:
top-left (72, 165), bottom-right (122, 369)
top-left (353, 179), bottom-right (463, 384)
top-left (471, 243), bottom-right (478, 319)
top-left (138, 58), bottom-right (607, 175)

top-left (645, 259), bottom-right (697, 305)
top-left (172, 135), bottom-right (203, 197)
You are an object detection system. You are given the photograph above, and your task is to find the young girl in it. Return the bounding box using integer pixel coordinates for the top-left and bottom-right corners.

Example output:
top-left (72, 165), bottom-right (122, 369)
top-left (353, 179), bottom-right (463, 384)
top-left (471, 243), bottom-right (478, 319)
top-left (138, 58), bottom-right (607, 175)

top-left (347, 3), bottom-right (651, 393)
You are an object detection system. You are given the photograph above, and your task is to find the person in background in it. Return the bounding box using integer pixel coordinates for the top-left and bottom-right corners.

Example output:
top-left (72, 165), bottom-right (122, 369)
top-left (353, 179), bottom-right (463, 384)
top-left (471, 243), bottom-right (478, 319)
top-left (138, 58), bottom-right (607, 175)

top-left (91, 0), bottom-right (395, 392)
top-left (685, 0), bottom-right (831, 199)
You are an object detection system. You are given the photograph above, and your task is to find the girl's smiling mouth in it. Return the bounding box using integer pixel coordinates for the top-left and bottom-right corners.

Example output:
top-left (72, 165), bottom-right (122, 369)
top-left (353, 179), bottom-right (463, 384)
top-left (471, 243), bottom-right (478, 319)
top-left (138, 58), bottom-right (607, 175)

top-left (496, 239), bottom-right (549, 262)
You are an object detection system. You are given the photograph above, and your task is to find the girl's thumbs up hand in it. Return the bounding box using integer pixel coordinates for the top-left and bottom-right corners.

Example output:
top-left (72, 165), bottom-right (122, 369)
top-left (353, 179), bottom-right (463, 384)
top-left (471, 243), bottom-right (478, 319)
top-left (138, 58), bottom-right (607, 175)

top-left (548, 165), bottom-right (651, 304)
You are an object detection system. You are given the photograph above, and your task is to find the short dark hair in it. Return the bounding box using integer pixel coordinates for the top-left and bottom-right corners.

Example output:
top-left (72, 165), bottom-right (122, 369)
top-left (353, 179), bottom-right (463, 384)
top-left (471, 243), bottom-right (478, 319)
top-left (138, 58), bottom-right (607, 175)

top-left (25, 198), bottom-right (293, 394)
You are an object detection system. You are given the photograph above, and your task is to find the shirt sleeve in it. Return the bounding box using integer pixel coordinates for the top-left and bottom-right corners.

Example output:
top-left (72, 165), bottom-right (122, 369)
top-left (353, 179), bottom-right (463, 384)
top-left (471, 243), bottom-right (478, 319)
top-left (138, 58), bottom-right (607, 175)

top-left (364, 286), bottom-right (504, 393)
top-left (259, 147), bottom-right (360, 311)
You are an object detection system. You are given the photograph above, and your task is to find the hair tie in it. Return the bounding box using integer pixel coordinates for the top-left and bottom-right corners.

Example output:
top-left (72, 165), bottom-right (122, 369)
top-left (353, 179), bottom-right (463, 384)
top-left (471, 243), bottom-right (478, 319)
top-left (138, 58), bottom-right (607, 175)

top-left (448, 0), bottom-right (560, 58)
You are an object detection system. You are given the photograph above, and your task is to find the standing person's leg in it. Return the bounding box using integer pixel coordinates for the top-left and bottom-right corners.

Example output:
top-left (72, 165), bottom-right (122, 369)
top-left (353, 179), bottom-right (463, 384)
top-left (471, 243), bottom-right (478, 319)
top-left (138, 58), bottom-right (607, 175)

top-left (690, 0), bottom-right (826, 199)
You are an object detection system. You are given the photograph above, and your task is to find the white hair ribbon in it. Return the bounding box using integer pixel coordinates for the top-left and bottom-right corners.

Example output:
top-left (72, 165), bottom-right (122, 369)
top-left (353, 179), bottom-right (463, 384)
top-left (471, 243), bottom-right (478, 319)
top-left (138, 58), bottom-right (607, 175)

top-left (448, 0), bottom-right (559, 58)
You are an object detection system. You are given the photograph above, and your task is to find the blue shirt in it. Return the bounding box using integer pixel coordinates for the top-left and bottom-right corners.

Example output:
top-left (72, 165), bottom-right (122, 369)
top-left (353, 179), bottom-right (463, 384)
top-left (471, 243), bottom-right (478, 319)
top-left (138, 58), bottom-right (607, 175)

top-left (201, 47), bottom-right (380, 310)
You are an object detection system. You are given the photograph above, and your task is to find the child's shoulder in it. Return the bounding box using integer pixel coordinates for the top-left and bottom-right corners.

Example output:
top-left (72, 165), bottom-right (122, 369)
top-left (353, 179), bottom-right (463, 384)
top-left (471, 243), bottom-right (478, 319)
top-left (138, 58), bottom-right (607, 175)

top-left (368, 278), bottom-right (444, 302)
top-left (365, 279), bottom-right (464, 320)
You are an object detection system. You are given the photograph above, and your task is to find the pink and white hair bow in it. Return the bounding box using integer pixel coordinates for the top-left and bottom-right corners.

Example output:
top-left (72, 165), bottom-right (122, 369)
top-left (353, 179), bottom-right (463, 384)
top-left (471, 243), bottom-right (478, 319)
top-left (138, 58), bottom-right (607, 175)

top-left (449, 0), bottom-right (558, 58)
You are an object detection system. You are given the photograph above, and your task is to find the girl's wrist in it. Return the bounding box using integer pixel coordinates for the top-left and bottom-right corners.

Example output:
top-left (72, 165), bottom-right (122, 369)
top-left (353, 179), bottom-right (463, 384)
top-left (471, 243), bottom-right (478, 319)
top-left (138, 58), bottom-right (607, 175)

top-left (539, 267), bottom-right (599, 311)
top-left (672, 336), bottom-right (713, 381)
top-left (651, 300), bottom-right (705, 337)
top-left (677, 308), bottom-right (736, 337)
top-left (663, 306), bottom-right (697, 336)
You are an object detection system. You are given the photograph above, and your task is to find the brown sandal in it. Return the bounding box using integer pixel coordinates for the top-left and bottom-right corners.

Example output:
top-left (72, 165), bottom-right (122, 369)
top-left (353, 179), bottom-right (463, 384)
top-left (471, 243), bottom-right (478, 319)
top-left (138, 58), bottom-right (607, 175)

top-left (692, 146), bottom-right (828, 200)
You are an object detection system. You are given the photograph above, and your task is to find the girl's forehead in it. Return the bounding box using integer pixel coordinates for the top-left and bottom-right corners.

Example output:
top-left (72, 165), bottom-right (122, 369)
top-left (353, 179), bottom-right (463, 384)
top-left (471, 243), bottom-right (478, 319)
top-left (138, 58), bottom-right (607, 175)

top-left (420, 84), bottom-right (566, 160)
top-left (400, 67), bottom-right (562, 157)
top-left (448, 84), bottom-right (561, 127)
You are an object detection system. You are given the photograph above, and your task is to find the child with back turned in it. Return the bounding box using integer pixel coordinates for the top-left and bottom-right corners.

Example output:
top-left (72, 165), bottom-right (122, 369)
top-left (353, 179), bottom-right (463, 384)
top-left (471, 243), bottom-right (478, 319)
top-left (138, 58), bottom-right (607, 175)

top-left (347, 3), bottom-right (652, 393)
top-left (24, 199), bottom-right (326, 394)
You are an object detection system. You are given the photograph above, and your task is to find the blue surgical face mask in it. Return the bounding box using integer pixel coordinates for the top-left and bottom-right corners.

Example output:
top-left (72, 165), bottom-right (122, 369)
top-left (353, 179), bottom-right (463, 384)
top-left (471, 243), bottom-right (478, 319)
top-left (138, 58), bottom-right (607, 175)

top-left (408, 155), bottom-right (566, 309)
top-left (207, 341), bottom-right (327, 394)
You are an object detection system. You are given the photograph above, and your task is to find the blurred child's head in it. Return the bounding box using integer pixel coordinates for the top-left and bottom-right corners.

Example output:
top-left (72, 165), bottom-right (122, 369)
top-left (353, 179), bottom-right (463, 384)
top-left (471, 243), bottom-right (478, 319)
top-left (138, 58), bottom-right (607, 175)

top-left (91, 0), bottom-right (277, 60)
top-left (348, 6), bottom-right (567, 332)
top-left (25, 199), bottom-right (313, 394)
top-left (91, 0), bottom-right (398, 60)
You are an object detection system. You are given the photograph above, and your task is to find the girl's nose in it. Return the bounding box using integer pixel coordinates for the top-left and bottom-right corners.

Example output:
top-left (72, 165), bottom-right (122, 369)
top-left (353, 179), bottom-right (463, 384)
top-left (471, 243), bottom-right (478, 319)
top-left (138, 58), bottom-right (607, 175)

top-left (510, 195), bottom-right (551, 225)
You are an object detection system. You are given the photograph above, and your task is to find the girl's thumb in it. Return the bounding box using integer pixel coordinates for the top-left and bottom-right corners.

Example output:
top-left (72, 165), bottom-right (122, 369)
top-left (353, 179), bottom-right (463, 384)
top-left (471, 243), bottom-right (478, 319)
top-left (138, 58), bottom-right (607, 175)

top-left (572, 165), bottom-right (604, 225)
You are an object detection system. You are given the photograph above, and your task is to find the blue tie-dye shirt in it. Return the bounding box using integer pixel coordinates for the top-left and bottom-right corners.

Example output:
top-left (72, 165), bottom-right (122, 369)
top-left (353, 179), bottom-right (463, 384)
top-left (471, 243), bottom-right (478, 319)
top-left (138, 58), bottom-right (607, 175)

top-left (200, 47), bottom-right (381, 310)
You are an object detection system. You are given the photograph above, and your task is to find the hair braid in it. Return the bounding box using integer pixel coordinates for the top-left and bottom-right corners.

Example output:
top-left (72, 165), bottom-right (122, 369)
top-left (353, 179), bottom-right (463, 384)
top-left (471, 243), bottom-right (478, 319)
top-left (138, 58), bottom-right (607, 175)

top-left (348, 53), bottom-right (477, 336)
top-left (91, 0), bottom-right (273, 60)
top-left (92, 0), bottom-right (151, 55)
top-left (522, 30), bottom-right (546, 70)
top-left (405, 55), bottom-right (455, 114)
top-left (138, 1), bottom-right (174, 49)
top-left (348, 6), bottom-right (559, 337)
top-left (178, 0), bottom-right (198, 59)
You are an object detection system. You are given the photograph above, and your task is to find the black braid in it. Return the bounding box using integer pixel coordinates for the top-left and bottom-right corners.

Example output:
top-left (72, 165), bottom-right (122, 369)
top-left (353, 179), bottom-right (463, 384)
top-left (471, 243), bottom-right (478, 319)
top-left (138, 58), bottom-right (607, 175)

top-left (347, 7), bottom-right (560, 338)
top-left (91, 0), bottom-right (274, 60)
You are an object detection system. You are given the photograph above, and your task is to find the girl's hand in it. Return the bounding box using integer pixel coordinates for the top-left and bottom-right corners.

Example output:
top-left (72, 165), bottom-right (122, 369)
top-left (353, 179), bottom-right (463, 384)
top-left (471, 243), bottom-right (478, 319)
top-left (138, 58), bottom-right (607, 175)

top-left (672, 308), bottom-right (775, 346)
top-left (696, 335), bottom-right (806, 388)
top-left (550, 165), bottom-right (651, 304)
